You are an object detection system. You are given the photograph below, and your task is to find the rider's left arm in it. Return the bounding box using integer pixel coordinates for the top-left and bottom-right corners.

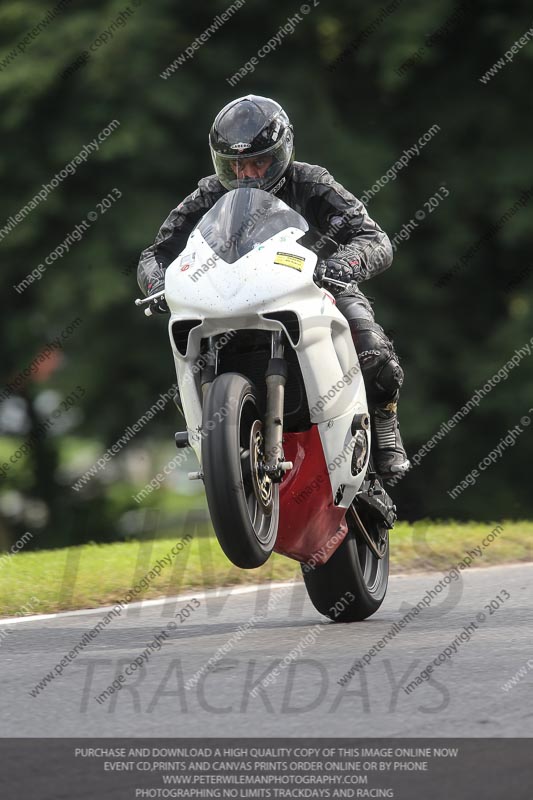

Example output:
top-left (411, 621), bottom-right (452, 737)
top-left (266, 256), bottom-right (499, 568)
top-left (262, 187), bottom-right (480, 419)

top-left (312, 170), bottom-right (393, 283)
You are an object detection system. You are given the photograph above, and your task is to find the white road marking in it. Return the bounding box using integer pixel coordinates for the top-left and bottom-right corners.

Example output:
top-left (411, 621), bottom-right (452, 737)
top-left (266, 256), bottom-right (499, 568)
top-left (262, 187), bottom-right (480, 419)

top-left (2, 561), bottom-right (530, 625)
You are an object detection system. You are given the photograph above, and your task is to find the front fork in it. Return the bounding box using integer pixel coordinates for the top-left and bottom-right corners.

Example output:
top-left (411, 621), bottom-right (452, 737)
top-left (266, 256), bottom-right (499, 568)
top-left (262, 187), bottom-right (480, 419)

top-left (264, 331), bottom-right (293, 482)
top-left (199, 330), bottom-right (293, 483)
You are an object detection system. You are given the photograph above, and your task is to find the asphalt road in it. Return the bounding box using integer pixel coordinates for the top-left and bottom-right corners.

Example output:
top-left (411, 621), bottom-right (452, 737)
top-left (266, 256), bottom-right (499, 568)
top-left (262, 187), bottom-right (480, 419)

top-left (1, 563), bottom-right (531, 737)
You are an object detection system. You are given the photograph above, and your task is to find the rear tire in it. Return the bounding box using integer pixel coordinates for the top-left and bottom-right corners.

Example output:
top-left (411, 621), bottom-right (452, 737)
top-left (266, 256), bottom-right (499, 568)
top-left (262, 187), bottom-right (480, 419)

top-left (301, 503), bottom-right (389, 622)
top-left (202, 372), bottom-right (278, 568)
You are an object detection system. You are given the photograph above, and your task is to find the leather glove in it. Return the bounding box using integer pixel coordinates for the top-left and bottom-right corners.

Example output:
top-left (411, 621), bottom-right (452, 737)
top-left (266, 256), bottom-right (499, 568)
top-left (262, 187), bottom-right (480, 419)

top-left (313, 255), bottom-right (361, 286)
top-left (146, 279), bottom-right (169, 314)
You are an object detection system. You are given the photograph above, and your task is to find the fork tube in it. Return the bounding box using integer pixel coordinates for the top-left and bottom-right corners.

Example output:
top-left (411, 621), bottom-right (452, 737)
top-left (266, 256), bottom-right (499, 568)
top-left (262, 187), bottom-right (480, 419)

top-left (200, 337), bottom-right (217, 398)
top-left (264, 332), bottom-right (287, 472)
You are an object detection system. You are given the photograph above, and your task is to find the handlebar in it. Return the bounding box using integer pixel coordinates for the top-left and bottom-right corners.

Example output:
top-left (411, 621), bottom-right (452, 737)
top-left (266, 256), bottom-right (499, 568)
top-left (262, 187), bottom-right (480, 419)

top-left (135, 289), bottom-right (165, 317)
top-left (320, 276), bottom-right (351, 290)
top-left (134, 277), bottom-right (349, 316)
top-left (135, 289), bottom-right (165, 306)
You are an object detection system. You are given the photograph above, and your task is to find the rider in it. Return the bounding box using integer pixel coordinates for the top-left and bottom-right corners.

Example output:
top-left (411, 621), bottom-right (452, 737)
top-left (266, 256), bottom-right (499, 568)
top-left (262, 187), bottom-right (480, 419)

top-left (137, 95), bottom-right (409, 478)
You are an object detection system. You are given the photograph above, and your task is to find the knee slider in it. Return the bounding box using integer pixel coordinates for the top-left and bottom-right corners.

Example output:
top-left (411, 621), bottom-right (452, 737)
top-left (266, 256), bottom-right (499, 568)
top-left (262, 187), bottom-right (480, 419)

top-left (351, 322), bottom-right (403, 403)
top-left (376, 355), bottom-right (404, 400)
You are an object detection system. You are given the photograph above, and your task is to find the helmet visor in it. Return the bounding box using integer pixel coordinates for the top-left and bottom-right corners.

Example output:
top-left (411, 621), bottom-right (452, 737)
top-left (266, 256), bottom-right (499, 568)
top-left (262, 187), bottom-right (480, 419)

top-left (210, 133), bottom-right (293, 191)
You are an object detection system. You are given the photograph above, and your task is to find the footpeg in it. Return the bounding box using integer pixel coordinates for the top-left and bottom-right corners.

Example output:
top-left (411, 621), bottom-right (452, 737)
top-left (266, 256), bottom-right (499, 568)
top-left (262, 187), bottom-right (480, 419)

top-left (351, 412), bottom-right (370, 433)
top-left (357, 488), bottom-right (397, 528)
top-left (368, 474), bottom-right (383, 496)
top-left (188, 471), bottom-right (203, 481)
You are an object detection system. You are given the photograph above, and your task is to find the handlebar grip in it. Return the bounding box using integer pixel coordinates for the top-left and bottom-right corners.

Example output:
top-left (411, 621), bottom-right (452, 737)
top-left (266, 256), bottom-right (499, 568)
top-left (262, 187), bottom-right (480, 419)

top-left (135, 288), bottom-right (166, 307)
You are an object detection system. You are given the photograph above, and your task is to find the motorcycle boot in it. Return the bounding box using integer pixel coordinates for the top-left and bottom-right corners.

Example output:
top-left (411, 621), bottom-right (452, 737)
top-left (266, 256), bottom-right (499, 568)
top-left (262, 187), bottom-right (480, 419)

top-left (371, 393), bottom-right (410, 478)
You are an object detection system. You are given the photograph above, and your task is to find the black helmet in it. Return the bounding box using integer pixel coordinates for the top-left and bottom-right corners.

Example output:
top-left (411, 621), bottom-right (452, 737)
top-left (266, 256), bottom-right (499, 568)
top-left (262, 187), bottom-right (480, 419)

top-left (209, 95), bottom-right (294, 193)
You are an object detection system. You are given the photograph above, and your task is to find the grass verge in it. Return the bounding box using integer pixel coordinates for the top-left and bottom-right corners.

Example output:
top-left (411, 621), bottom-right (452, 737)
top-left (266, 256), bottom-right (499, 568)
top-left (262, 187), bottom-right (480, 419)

top-left (0, 520), bottom-right (530, 618)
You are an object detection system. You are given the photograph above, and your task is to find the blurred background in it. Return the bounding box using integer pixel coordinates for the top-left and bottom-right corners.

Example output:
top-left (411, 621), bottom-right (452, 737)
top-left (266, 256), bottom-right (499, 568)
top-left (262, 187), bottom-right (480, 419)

top-left (1, 0), bottom-right (532, 551)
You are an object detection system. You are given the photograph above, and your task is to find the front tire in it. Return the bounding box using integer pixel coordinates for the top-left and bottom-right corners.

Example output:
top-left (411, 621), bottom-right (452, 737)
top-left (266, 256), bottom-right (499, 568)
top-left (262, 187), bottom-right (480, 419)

top-left (202, 372), bottom-right (279, 568)
top-left (301, 503), bottom-right (389, 622)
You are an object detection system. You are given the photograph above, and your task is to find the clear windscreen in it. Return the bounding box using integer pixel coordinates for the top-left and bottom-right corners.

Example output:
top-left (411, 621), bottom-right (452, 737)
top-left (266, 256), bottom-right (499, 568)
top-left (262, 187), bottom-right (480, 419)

top-left (195, 187), bottom-right (308, 264)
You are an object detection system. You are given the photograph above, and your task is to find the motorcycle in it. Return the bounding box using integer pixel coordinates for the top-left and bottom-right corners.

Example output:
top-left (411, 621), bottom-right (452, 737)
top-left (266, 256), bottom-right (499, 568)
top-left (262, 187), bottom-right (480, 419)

top-left (136, 187), bottom-right (397, 622)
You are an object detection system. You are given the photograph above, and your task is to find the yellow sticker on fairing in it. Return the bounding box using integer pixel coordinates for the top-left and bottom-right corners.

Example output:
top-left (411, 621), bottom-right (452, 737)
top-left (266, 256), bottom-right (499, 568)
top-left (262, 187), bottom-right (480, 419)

top-left (274, 252), bottom-right (305, 271)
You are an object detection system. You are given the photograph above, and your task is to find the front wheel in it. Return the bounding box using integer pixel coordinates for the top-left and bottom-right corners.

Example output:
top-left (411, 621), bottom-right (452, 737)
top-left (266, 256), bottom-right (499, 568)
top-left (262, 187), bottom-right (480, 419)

top-left (301, 502), bottom-right (389, 622)
top-left (202, 372), bottom-right (279, 569)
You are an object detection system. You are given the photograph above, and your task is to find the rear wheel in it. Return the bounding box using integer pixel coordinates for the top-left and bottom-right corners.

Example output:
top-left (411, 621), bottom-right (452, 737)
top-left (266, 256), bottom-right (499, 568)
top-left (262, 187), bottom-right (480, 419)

top-left (202, 372), bottom-right (279, 568)
top-left (301, 490), bottom-right (389, 622)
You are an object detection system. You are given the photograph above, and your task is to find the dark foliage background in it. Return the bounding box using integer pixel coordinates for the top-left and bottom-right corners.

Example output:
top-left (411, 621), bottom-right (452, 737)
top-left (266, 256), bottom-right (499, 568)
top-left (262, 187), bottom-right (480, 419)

top-left (1, 0), bottom-right (532, 548)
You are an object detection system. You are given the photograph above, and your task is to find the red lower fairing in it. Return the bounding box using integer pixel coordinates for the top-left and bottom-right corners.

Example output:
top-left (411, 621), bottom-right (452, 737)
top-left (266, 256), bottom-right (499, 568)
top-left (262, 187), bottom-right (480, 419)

top-left (275, 425), bottom-right (348, 565)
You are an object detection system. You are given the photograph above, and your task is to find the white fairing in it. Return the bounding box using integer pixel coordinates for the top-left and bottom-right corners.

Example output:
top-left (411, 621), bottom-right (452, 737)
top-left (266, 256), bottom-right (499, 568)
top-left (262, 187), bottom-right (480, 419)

top-left (166, 200), bottom-right (370, 509)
